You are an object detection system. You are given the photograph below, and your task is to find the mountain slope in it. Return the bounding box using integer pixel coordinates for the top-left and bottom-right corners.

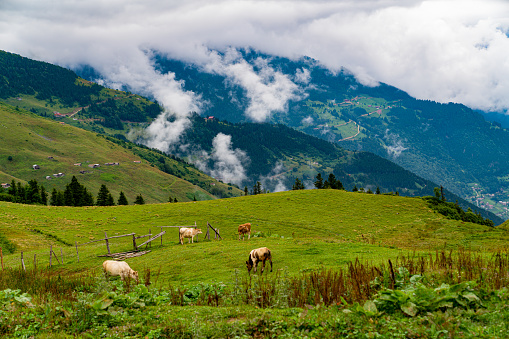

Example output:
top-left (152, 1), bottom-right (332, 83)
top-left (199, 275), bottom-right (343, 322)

top-left (147, 52), bottom-right (509, 219)
top-left (0, 103), bottom-right (242, 203)
top-left (174, 114), bottom-right (503, 225)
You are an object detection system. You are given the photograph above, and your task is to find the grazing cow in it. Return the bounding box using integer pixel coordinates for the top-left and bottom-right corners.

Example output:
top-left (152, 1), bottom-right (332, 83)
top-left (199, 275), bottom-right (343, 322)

top-left (246, 247), bottom-right (273, 274)
top-left (179, 227), bottom-right (203, 245)
top-left (238, 223), bottom-right (251, 240)
top-left (102, 260), bottom-right (139, 282)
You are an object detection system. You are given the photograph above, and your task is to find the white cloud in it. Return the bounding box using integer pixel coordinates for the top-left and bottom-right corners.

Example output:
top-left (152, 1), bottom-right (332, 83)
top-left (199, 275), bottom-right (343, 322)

top-left (259, 162), bottom-right (288, 192)
top-left (2, 0), bottom-right (509, 117)
top-left (384, 129), bottom-right (408, 157)
top-left (194, 133), bottom-right (250, 186)
top-left (302, 116), bottom-right (314, 124)
top-left (197, 49), bottom-right (304, 122)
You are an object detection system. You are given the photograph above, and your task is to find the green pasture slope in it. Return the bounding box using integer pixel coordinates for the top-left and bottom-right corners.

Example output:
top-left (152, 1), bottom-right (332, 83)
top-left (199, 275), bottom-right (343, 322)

top-left (0, 102), bottom-right (241, 203)
top-left (2, 189), bottom-right (508, 286)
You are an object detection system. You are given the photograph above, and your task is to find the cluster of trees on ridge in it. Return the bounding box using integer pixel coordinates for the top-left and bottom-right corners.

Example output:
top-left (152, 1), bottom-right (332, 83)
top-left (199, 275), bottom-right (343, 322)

top-left (0, 177), bottom-right (146, 207)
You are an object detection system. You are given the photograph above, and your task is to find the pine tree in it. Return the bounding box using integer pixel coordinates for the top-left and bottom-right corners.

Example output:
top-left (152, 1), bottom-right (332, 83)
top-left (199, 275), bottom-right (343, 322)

top-left (50, 188), bottom-right (59, 206)
top-left (96, 184), bottom-right (111, 206)
top-left (16, 182), bottom-right (25, 203)
top-left (352, 185), bottom-right (358, 192)
top-left (7, 179), bottom-right (16, 196)
top-left (376, 186), bottom-right (381, 194)
top-left (434, 187), bottom-right (441, 199)
top-left (118, 191), bottom-right (128, 205)
top-left (51, 188), bottom-right (65, 206)
top-left (63, 176), bottom-right (93, 206)
top-left (134, 194), bottom-right (145, 205)
top-left (26, 179), bottom-right (41, 204)
top-left (40, 185), bottom-right (48, 205)
top-left (83, 191), bottom-right (94, 206)
top-left (193, 195), bottom-right (197, 201)
top-left (253, 181), bottom-right (262, 195)
top-left (168, 196), bottom-right (173, 203)
top-left (106, 193), bottom-right (115, 206)
top-left (64, 185), bottom-right (75, 206)
top-left (314, 173), bottom-right (323, 189)
top-left (440, 185), bottom-right (446, 201)
top-left (292, 178), bottom-right (305, 190)
top-left (244, 186), bottom-right (249, 196)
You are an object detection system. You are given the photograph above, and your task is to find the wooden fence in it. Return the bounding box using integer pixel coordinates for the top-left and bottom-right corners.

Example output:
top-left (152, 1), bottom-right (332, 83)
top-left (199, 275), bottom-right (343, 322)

top-left (2, 221), bottom-right (222, 270)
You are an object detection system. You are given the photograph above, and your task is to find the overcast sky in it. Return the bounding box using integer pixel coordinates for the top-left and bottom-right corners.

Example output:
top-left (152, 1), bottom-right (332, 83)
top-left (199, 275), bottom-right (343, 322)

top-left (2, 0), bottom-right (509, 115)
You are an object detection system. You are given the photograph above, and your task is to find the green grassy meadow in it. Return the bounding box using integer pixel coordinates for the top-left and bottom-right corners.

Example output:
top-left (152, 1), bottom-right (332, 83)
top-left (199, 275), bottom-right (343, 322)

top-left (3, 190), bottom-right (509, 338)
top-left (2, 189), bottom-right (508, 286)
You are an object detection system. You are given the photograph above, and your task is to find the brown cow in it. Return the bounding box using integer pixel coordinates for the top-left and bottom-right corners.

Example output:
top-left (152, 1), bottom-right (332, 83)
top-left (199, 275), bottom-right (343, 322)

top-left (238, 223), bottom-right (251, 240)
top-left (246, 247), bottom-right (273, 274)
top-left (179, 227), bottom-right (202, 245)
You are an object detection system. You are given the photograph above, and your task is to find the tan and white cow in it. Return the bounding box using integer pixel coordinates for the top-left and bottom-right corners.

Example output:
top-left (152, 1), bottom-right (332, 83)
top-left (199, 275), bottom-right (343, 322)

top-left (179, 227), bottom-right (202, 245)
top-left (246, 247), bottom-right (273, 274)
top-left (238, 223), bottom-right (251, 240)
top-left (102, 260), bottom-right (139, 282)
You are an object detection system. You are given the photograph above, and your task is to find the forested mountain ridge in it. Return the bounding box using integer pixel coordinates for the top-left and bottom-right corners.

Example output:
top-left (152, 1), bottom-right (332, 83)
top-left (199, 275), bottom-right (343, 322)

top-left (146, 51), bottom-right (509, 219)
top-left (0, 50), bottom-right (161, 131)
top-left (173, 114), bottom-right (503, 225)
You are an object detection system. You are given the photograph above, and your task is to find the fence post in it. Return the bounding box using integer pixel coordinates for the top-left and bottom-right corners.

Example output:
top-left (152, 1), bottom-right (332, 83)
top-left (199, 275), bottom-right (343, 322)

top-left (132, 234), bottom-right (137, 251)
top-left (105, 232), bottom-right (110, 254)
top-left (178, 227), bottom-right (181, 244)
top-left (21, 251), bottom-right (26, 272)
top-left (61, 248), bottom-right (64, 265)
top-left (34, 254), bottom-right (37, 270)
top-left (205, 223), bottom-right (210, 240)
top-left (160, 227), bottom-right (163, 246)
top-left (149, 229), bottom-right (151, 249)
top-left (49, 245), bottom-right (52, 268)
top-left (0, 247), bottom-right (3, 270)
top-left (75, 241), bottom-right (80, 263)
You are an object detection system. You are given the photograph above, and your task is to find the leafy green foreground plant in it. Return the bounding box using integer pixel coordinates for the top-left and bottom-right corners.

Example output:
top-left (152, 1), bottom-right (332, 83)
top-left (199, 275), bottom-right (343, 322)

top-left (347, 270), bottom-right (484, 319)
top-left (2, 251), bottom-right (509, 338)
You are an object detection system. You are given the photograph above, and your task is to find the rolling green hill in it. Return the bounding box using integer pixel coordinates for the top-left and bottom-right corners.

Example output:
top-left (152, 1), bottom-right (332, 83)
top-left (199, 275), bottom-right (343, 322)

top-left (0, 103), bottom-right (242, 203)
top-left (1, 189), bottom-right (507, 285)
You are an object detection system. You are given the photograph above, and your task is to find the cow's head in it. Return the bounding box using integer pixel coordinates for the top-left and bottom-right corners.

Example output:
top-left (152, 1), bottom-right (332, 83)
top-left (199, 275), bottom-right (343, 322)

top-left (131, 270), bottom-right (139, 283)
top-left (246, 257), bottom-right (254, 273)
top-left (196, 228), bottom-right (203, 234)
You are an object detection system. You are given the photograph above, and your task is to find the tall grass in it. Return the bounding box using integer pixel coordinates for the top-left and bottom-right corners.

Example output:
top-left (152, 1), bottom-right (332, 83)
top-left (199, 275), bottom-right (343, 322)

top-left (3, 249), bottom-right (509, 308)
top-left (0, 267), bottom-right (95, 302)
top-left (174, 249), bottom-right (509, 308)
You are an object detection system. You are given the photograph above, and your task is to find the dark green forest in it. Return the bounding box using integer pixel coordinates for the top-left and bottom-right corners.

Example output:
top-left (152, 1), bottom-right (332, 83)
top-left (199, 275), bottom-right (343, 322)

top-left (0, 50), bottom-right (101, 106)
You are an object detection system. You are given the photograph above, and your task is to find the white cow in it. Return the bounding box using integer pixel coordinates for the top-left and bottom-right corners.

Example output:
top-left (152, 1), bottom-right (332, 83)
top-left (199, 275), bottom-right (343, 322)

top-left (179, 227), bottom-right (203, 245)
top-left (102, 260), bottom-right (139, 282)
